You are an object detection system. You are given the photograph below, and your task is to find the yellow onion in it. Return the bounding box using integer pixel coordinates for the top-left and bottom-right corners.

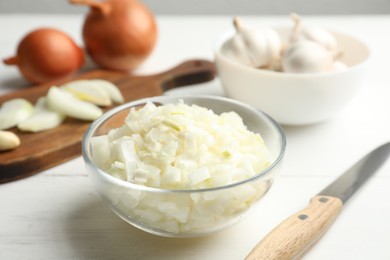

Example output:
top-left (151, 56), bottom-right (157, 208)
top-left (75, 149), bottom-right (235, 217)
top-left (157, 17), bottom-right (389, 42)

top-left (70, 0), bottom-right (158, 71)
top-left (3, 28), bottom-right (85, 84)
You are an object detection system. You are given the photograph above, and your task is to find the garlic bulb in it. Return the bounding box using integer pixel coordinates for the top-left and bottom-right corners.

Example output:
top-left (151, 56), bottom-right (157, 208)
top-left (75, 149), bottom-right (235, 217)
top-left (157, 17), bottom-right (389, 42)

top-left (282, 40), bottom-right (337, 73)
top-left (290, 13), bottom-right (339, 52)
top-left (226, 16), bottom-right (282, 69)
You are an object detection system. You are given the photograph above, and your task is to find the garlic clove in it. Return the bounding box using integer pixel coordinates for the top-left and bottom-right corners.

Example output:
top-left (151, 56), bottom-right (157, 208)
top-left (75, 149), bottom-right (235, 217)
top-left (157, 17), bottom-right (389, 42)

top-left (0, 98), bottom-right (34, 130)
top-left (47, 86), bottom-right (103, 121)
top-left (61, 80), bottom-right (112, 107)
top-left (289, 13), bottom-right (339, 52)
top-left (17, 97), bottom-right (66, 132)
top-left (228, 16), bottom-right (282, 68)
top-left (282, 40), bottom-right (335, 73)
top-left (0, 130), bottom-right (20, 151)
top-left (302, 26), bottom-right (339, 52)
top-left (225, 35), bottom-right (253, 67)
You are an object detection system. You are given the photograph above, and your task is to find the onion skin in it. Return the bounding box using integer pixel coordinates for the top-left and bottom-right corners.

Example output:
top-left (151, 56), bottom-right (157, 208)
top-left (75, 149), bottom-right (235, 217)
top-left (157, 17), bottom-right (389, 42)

top-left (70, 0), bottom-right (158, 71)
top-left (3, 28), bottom-right (85, 84)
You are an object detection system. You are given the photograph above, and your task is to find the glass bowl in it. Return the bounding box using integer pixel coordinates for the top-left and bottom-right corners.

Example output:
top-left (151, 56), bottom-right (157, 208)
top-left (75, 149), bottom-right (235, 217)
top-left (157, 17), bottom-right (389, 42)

top-left (82, 95), bottom-right (286, 237)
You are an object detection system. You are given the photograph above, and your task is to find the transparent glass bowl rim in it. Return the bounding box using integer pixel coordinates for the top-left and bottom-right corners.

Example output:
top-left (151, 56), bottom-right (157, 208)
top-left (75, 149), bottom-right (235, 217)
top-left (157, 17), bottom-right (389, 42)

top-left (82, 95), bottom-right (287, 194)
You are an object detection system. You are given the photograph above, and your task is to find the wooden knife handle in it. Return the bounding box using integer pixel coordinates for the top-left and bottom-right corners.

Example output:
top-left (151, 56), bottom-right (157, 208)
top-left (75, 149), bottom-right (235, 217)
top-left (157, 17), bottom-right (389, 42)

top-left (245, 196), bottom-right (343, 260)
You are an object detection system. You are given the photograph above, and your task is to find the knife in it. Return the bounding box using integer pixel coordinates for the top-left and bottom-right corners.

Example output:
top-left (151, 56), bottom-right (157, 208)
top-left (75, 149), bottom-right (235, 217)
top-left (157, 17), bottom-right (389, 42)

top-left (245, 142), bottom-right (390, 260)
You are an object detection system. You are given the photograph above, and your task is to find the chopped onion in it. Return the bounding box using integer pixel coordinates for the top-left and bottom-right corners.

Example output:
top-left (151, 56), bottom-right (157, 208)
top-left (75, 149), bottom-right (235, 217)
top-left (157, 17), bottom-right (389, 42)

top-left (93, 101), bottom-right (270, 189)
top-left (92, 101), bottom-right (272, 234)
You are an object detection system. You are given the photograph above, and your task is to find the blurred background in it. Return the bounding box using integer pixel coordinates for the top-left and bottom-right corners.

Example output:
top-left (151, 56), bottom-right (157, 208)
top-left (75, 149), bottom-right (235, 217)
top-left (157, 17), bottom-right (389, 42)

top-left (1, 0), bottom-right (390, 14)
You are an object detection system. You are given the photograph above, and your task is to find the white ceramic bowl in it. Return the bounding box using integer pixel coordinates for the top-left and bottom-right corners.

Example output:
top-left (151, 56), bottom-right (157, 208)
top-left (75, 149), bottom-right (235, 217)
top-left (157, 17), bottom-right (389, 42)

top-left (214, 27), bottom-right (370, 125)
top-left (82, 95), bottom-right (286, 237)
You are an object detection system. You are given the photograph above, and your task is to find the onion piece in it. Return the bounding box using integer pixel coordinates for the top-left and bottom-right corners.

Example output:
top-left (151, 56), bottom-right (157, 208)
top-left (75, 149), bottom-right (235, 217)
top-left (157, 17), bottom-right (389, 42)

top-left (0, 99), bottom-right (34, 130)
top-left (88, 79), bottom-right (124, 104)
top-left (17, 97), bottom-right (65, 132)
top-left (46, 86), bottom-right (103, 121)
top-left (90, 135), bottom-right (111, 168)
top-left (61, 79), bottom-right (124, 105)
top-left (61, 80), bottom-right (112, 107)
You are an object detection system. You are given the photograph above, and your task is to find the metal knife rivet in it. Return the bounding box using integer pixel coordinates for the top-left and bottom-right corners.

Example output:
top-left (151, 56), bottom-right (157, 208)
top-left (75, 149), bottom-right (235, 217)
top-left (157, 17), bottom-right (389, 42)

top-left (298, 214), bottom-right (308, 220)
top-left (319, 197), bottom-right (329, 203)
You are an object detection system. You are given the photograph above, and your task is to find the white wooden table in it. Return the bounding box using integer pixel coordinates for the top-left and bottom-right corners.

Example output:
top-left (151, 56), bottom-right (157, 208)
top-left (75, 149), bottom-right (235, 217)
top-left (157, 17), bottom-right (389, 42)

top-left (1, 14), bottom-right (389, 260)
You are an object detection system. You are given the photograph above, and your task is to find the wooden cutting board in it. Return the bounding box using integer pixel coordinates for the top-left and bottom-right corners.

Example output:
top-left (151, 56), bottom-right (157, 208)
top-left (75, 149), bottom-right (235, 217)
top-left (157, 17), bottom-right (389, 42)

top-left (0, 59), bottom-right (216, 183)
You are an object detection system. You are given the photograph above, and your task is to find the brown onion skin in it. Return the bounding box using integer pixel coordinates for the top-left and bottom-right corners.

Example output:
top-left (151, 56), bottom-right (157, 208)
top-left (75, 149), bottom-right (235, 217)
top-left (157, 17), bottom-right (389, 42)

top-left (3, 28), bottom-right (85, 84)
top-left (78, 0), bottom-right (158, 71)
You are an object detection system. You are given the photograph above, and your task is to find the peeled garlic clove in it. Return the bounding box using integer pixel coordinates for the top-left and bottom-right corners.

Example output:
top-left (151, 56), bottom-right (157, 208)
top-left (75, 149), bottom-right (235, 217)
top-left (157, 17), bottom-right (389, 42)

top-left (89, 79), bottom-right (124, 104)
top-left (17, 97), bottom-right (65, 132)
top-left (228, 16), bottom-right (282, 68)
top-left (0, 98), bottom-right (33, 130)
top-left (47, 86), bottom-right (103, 121)
top-left (61, 80), bottom-right (112, 107)
top-left (0, 130), bottom-right (20, 151)
top-left (282, 40), bottom-right (335, 73)
top-left (290, 13), bottom-right (339, 52)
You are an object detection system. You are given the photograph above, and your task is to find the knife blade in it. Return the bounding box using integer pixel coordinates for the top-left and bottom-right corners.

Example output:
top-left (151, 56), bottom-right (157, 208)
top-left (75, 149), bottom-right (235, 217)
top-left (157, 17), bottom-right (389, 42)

top-left (245, 142), bottom-right (390, 260)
